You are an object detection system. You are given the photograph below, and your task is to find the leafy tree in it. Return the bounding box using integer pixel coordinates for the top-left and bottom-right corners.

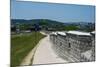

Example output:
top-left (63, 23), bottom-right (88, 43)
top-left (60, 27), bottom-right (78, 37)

top-left (63, 25), bottom-right (79, 31)
top-left (19, 24), bottom-right (31, 30)
top-left (39, 19), bottom-right (48, 25)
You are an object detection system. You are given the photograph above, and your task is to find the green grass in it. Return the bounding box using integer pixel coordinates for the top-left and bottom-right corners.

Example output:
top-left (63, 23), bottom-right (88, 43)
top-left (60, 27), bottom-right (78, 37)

top-left (11, 32), bottom-right (46, 67)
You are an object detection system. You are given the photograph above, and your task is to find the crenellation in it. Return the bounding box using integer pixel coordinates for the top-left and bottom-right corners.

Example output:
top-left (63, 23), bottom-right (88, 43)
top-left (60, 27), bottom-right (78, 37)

top-left (50, 31), bottom-right (95, 62)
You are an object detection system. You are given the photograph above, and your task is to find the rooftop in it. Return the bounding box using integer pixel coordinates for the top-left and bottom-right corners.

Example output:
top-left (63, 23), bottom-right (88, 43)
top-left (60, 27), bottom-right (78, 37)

top-left (91, 31), bottom-right (95, 34)
top-left (57, 32), bottom-right (66, 36)
top-left (50, 32), bottom-right (57, 35)
top-left (67, 31), bottom-right (91, 36)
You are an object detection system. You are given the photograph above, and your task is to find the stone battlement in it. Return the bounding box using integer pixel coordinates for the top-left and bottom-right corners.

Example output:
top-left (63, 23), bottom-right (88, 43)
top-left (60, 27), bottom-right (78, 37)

top-left (50, 31), bottom-right (95, 62)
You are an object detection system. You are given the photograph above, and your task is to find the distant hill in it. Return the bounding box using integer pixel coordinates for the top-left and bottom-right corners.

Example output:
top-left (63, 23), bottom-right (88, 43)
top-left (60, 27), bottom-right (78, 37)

top-left (11, 19), bottom-right (64, 25)
top-left (11, 19), bottom-right (95, 32)
top-left (11, 19), bottom-right (65, 31)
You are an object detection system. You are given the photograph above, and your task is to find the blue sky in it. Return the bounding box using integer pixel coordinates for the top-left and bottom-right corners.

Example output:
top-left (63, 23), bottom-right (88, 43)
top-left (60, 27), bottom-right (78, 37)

top-left (11, 1), bottom-right (95, 23)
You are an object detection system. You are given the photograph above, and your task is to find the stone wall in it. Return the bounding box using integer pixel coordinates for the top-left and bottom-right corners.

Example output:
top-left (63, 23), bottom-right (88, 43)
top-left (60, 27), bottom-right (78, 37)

top-left (50, 31), bottom-right (95, 62)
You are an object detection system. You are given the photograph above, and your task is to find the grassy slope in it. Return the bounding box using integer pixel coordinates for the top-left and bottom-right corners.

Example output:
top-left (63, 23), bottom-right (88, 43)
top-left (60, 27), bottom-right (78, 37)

top-left (11, 32), bottom-right (45, 67)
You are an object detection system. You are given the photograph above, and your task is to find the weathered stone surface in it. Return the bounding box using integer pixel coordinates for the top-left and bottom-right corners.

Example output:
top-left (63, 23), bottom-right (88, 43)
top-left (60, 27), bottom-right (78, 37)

top-left (50, 31), bottom-right (95, 62)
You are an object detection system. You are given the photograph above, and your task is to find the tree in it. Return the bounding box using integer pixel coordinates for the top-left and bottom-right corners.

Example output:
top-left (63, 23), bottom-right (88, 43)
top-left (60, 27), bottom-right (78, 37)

top-left (63, 25), bottom-right (79, 31)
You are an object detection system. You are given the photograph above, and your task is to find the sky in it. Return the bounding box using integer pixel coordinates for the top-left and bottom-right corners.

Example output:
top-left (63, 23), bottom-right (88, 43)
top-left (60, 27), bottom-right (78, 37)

top-left (11, 0), bottom-right (95, 23)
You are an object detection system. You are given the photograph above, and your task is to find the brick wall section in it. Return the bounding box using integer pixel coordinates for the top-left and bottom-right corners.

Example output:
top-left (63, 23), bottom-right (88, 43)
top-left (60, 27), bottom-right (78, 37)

top-left (50, 31), bottom-right (95, 62)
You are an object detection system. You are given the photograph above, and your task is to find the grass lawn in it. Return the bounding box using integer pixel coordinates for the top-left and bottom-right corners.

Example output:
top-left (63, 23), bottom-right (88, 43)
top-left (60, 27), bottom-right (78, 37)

top-left (11, 32), bottom-right (46, 67)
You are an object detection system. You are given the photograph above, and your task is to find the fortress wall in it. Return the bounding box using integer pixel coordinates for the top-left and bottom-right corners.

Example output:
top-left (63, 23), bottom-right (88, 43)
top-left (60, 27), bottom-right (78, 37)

top-left (50, 31), bottom-right (95, 62)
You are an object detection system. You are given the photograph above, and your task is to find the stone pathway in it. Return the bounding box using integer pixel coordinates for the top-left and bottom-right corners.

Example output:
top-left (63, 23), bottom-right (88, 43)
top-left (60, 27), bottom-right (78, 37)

top-left (32, 35), bottom-right (68, 65)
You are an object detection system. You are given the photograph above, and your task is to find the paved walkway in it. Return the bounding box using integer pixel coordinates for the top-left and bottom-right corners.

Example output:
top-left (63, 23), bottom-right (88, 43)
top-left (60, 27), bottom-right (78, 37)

top-left (32, 35), bottom-right (68, 65)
